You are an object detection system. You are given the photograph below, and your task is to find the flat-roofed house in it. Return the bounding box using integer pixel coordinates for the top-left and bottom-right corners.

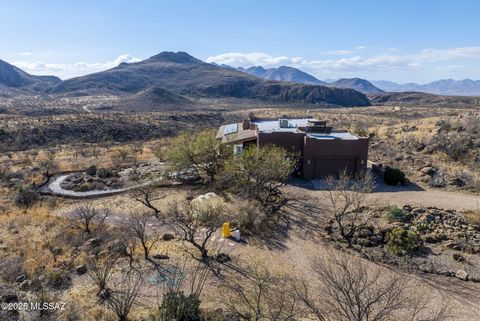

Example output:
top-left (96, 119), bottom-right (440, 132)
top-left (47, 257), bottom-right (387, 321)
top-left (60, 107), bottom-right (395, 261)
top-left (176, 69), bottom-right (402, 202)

top-left (216, 118), bottom-right (369, 180)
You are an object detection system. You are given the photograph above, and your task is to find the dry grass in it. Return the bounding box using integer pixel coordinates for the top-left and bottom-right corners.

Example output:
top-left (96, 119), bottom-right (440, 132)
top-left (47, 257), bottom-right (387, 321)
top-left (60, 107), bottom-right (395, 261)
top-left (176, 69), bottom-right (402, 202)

top-left (464, 209), bottom-right (480, 226)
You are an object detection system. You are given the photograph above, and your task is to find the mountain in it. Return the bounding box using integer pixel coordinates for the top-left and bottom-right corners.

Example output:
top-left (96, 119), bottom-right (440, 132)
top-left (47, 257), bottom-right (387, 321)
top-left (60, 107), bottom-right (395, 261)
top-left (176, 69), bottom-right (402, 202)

top-left (368, 91), bottom-right (480, 108)
top-left (239, 65), bottom-right (327, 85)
top-left (327, 78), bottom-right (384, 94)
top-left (371, 79), bottom-right (480, 96)
top-left (49, 52), bottom-right (370, 106)
top-left (114, 86), bottom-right (196, 112)
top-left (0, 59), bottom-right (61, 90)
top-left (237, 65), bottom-right (382, 94)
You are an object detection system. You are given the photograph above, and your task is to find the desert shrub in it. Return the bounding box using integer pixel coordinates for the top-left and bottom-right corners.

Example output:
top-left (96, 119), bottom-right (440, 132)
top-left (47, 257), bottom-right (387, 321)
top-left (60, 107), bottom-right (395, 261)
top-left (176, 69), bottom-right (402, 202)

top-left (78, 183), bottom-right (93, 192)
top-left (386, 206), bottom-right (407, 222)
top-left (223, 145), bottom-right (298, 215)
top-left (236, 200), bottom-right (266, 235)
top-left (385, 227), bottom-right (422, 255)
top-left (85, 165), bottom-right (97, 176)
top-left (14, 186), bottom-right (38, 207)
top-left (96, 168), bottom-right (112, 178)
top-left (158, 291), bottom-right (201, 321)
top-left (383, 167), bottom-right (406, 186)
top-left (463, 209), bottom-right (480, 226)
top-left (44, 268), bottom-right (71, 289)
top-left (431, 132), bottom-right (472, 161)
top-left (0, 255), bottom-right (26, 282)
top-left (415, 221), bottom-right (430, 233)
top-left (0, 163), bottom-right (11, 182)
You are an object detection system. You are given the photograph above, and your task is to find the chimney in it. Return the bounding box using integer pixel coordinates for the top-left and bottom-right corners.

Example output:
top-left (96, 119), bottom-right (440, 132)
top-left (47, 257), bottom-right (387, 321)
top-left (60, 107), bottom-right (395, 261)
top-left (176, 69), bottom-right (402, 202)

top-left (242, 119), bottom-right (251, 130)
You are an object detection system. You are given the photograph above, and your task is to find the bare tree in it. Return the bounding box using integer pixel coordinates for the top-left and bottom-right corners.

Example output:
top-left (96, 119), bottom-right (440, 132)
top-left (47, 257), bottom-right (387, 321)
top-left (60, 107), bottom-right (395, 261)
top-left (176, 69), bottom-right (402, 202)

top-left (128, 212), bottom-right (160, 261)
top-left (70, 203), bottom-right (109, 234)
top-left (86, 254), bottom-right (118, 298)
top-left (106, 270), bottom-right (143, 321)
top-left (117, 224), bottom-right (139, 268)
top-left (131, 186), bottom-right (165, 219)
top-left (222, 260), bottom-right (303, 321)
top-left (167, 201), bottom-right (226, 262)
top-left (38, 148), bottom-right (59, 179)
top-left (323, 170), bottom-right (374, 246)
top-left (297, 250), bottom-right (451, 321)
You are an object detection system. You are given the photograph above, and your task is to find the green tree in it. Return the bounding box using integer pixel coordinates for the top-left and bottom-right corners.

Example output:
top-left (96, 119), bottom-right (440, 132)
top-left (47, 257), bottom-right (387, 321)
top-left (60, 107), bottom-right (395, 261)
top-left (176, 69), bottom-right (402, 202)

top-left (224, 145), bottom-right (298, 215)
top-left (166, 129), bottom-right (228, 184)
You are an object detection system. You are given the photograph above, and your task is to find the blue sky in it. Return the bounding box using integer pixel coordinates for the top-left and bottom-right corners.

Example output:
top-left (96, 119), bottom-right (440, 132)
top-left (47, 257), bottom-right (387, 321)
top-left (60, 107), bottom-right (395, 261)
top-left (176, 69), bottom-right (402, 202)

top-left (1, 0), bottom-right (479, 82)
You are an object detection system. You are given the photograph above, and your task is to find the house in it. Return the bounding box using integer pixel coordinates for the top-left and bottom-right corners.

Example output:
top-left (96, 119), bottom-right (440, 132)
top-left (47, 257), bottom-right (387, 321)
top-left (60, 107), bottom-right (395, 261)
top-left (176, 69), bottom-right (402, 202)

top-left (216, 118), bottom-right (369, 180)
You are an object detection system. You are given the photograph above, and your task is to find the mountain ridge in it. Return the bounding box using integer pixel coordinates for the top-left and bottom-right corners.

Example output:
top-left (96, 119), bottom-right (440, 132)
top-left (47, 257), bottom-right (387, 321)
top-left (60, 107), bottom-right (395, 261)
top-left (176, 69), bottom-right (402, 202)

top-left (0, 52), bottom-right (371, 108)
top-left (235, 65), bottom-right (382, 94)
top-left (0, 59), bottom-right (61, 90)
top-left (372, 79), bottom-right (480, 96)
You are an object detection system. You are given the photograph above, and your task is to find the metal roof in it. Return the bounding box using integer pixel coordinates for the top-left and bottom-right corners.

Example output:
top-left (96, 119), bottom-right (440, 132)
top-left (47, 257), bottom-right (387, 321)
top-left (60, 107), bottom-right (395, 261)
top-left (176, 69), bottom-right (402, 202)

top-left (252, 118), bottom-right (314, 133)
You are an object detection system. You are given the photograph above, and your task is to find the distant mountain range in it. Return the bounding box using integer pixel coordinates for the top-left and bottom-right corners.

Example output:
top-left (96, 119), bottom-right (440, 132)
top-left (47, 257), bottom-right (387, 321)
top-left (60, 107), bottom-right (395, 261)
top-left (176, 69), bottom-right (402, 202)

top-left (236, 65), bottom-right (383, 94)
top-left (234, 64), bottom-right (480, 96)
top-left (0, 52), bottom-right (370, 109)
top-left (371, 79), bottom-right (480, 96)
top-left (2, 52), bottom-right (480, 113)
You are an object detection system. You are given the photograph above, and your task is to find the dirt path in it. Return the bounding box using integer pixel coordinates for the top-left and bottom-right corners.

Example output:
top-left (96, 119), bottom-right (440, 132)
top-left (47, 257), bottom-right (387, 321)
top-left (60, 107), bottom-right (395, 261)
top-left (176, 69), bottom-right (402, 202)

top-left (289, 179), bottom-right (480, 212)
top-left (370, 189), bottom-right (480, 211)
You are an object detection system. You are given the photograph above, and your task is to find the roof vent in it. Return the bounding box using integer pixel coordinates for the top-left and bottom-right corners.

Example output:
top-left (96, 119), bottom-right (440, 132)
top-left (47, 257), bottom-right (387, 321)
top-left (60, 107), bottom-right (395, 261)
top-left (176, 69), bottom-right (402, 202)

top-left (279, 119), bottom-right (289, 128)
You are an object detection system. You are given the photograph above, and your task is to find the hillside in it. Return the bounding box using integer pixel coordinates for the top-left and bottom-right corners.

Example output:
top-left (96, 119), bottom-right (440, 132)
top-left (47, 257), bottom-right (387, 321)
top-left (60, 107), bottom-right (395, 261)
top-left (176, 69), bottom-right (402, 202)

top-left (49, 52), bottom-right (370, 106)
top-left (114, 86), bottom-right (197, 112)
top-left (327, 78), bottom-right (384, 94)
top-left (0, 59), bottom-right (61, 90)
top-left (368, 91), bottom-right (480, 107)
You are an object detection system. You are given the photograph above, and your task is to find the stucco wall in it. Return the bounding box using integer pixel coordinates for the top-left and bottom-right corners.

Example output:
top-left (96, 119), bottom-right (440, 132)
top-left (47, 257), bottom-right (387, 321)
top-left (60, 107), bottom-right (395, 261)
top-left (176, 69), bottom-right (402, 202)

top-left (302, 137), bottom-right (369, 180)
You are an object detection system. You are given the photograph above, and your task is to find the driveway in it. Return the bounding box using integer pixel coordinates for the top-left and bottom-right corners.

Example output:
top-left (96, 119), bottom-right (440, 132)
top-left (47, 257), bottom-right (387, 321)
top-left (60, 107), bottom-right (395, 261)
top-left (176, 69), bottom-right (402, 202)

top-left (287, 177), bottom-right (480, 212)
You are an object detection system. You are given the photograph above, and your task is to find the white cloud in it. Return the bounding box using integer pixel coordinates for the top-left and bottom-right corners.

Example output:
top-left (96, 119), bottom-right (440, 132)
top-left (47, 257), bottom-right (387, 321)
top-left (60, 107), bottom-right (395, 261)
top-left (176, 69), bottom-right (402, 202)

top-left (19, 51), bottom-right (32, 56)
top-left (207, 46), bottom-right (480, 77)
top-left (319, 49), bottom-right (353, 55)
top-left (13, 54), bottom-right (141, 79)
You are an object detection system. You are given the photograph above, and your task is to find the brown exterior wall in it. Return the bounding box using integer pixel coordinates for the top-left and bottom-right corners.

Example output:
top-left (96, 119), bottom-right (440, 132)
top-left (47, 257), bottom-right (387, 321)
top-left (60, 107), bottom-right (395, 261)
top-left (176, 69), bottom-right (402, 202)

top-left (257, 132), bottom-right (305, 154)
top-left (302, 137), bottom-right (369, 180)
top-left (248, 131), bottom-right (368, 180)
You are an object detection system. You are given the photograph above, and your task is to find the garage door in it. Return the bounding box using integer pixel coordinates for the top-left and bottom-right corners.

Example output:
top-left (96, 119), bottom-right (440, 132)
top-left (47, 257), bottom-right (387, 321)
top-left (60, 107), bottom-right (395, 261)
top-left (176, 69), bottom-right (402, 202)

top-left (314, 158), bottom-right (357, 178)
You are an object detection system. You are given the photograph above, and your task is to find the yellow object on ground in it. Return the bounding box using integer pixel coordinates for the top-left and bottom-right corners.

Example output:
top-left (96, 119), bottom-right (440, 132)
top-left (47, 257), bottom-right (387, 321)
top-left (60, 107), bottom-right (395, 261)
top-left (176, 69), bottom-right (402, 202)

top-left (222, 222), bottom-right (230, 238)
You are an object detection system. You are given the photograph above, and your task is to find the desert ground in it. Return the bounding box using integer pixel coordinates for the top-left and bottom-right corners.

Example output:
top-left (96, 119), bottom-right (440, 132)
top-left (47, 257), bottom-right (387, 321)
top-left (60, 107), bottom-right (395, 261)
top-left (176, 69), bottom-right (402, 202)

top-left (1, 104), bottom-right (479, 321)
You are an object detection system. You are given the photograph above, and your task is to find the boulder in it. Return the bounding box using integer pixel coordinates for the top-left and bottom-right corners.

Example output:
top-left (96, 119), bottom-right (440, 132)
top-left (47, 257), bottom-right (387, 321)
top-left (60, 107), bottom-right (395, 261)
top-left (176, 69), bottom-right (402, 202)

top-left (162, 233), bottom-right (175, 241)
top-left (429, 173), bottom-right (446, 188)
top-left (85, 165), bottom-right (97, 176)
top-left (152, 254), bottom-right (170, 260)
top-left (449, 177), bottom-right (466, 187)
top-left (15, 275), bottom-right (26, 283)
top-left (455, 270), bottom-right (468, 281)
top-left (19, 280), bottom-right (32, 291)
top-left (215, 253), bottom-right (231, 263)
top-left (0, 289), bottom-right (18, 303)
top-left (420, 166), bottom-right (436, 176)
top-left (84, 238), bottom-right (101, 247)
top-left (356, 226), bottom-right (374, 238)
top-left (76, 265), bottom-right (87, 275)
top-left (453, 253), bottom-right (465, 262)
